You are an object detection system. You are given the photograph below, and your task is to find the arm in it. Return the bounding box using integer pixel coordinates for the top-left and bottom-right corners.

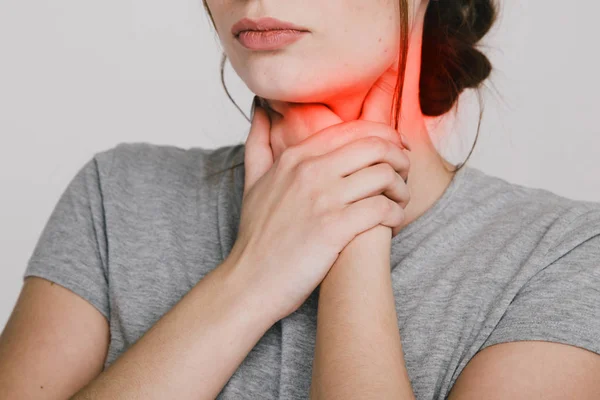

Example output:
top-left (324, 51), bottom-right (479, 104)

top-left (309, 225), bottom-right (415, 400)
top-left (447, 340), bottom-right (600, 399)
top-left (0, 256), bottom-right (276, 400)
top-left (448, 231), bottom-right (600, 399)
top-left (72, 255), bottom-right (275, 400)
top-left (0, 277), bottom-right (110, 399)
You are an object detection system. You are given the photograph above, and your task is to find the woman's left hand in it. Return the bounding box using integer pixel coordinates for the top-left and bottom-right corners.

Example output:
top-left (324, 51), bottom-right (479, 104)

top-left (266, 60), bottom-right (411, 240)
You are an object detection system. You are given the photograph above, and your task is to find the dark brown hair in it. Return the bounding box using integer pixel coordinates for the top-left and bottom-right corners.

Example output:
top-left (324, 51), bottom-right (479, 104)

top-left (202, 0), bottom-right (497, 177)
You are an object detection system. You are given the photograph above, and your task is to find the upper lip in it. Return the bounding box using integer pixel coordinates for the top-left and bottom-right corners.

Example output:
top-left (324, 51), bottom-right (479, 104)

top-left (231, 17), bottom-right (309, 37)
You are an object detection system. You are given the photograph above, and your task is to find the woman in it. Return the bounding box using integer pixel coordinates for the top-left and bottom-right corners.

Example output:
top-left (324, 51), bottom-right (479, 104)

top-left (1, 0), bottom-right (599, 399)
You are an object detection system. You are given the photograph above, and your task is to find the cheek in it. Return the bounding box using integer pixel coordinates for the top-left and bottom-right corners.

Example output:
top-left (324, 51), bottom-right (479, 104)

top-left (326, 23), bottom-right (398, 65)
top-left (311, 24), bottom-right (398, 87)
top-left (320, 2), bottom-right (399, 78)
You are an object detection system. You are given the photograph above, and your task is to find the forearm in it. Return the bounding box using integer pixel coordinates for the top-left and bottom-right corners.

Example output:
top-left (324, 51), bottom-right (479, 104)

top-left (72, 257), bottom-right (276, 400)
top-left (310, 226), bottom-right (415, 400)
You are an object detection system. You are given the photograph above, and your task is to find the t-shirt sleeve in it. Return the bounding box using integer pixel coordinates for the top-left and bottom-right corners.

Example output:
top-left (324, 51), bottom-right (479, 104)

top-left (22, 152), bottom-right (114, 321)
top-left (479, 210), bottom-right (600, 356)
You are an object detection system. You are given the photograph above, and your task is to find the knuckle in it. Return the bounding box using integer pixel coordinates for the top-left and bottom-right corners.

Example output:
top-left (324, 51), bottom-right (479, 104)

top-left (344, 120), bottom-right (402, 148)
top-left (343, 120), bottom-right (378, 143)
top-left (370, 137), bottom-right (390, 158)
top-left (366, 135), bottom-right (388, 147)
top-left (385, 129), bottom-right (405, 148)
top-left (345, 125), bottom-right (362, 139)
top-left (382, 163), bottom-right (398, 184)
top-left (295, 159), bottom-right (316, 181)
top-left (342, 120), bottom-right (364, 138)
top-left (279, 147), bottom-right (299, 169)
top-left (363, 120), bottom-right (400, 142)
top-left (360, 136), bottom-right (388, 157)
top-left (376, 195), bottom-right (392, 213)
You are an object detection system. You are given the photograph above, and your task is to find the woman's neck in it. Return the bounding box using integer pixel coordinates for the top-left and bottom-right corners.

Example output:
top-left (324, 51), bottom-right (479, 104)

top-left (260, 100), bottom-right (457, 233)
top-left (259, 4), bottom-right (458, 233)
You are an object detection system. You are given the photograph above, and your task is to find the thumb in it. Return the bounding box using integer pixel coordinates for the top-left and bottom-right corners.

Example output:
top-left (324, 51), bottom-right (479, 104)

top-left (359, 61), bottom-right (399, 126)
top-left (244, 96), bottom-right (273, 199)
top-left (276, 101), bottom-right (344, 140)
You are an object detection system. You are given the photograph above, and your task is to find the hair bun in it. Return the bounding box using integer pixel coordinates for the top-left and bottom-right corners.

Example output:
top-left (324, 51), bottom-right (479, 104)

top-left (420, 0), bottom-right (497, 116)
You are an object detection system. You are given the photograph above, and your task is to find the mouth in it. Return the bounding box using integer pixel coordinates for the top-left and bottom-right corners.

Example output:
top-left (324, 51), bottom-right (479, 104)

top-left (235, 29), bottom-right (309, 51)
top-left (231, 17), bottom-right (310, 38)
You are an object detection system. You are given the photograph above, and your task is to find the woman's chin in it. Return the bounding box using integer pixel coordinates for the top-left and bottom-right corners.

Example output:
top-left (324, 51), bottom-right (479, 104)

top-left (250, 87), bottom-right (326, 104)
top-left (250, 81), bottom-right (369, 109)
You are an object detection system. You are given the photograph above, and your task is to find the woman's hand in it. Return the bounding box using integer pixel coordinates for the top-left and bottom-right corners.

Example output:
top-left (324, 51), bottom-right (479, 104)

top-left (262, 61), bottom-right (411, 238)
top-left (227, 87), bottom-right (410, 323)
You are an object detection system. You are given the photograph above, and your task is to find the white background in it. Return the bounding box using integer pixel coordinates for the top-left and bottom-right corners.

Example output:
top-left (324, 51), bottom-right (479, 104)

top-left (1, 1), bottom-right (599, 329)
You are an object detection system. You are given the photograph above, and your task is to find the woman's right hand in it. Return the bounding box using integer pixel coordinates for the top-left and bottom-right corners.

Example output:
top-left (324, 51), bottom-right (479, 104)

top-left (225, 98), bottom-right (411, 323)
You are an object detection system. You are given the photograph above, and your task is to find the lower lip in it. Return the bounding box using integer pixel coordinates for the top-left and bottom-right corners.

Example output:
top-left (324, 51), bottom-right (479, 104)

top-left (236, 29), bottom-right (308, 51)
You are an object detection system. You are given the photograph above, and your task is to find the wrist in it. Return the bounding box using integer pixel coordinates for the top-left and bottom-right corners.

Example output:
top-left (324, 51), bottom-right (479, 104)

top-left (218, 255), bottom-right (281, 328)
top-left (346, 224), bottom-right (392, 255)
top-left (324, 225), bottom-right (392, 286)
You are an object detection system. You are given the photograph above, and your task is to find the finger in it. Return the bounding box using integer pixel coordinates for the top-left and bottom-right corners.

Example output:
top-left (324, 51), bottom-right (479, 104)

top-left (244, 96), bottom-right (273, 198)
top-left (358, 61), bottom-right (399, 126)
top-left (273, 101), bottom-right (344, 140)
top-left (382, 174), bottom-right (411, 209)
top-left (359, 60), bottom-right (414, 153)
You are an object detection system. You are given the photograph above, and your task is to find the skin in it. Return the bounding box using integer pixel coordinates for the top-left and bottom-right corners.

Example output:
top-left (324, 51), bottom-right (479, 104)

top-left (205, 0), bottom-right (451, 397)
top-left (206, 0), bottom-right (457, 232)
top-left (208, 1), bottom-right (600, 399)
top-left (1, 1), bottom-right (598, 399)
top-left (0, 258), bottom-right (276, 399)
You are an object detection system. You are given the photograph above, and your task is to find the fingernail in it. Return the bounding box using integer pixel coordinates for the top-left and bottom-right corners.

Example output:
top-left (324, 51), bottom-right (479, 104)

top-left (250, 96), bottom-right (259, 119)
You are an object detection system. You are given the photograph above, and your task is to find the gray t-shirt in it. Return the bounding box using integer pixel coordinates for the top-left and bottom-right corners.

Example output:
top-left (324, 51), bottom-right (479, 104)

top-left (23, 142), bottom-right (600, 399)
